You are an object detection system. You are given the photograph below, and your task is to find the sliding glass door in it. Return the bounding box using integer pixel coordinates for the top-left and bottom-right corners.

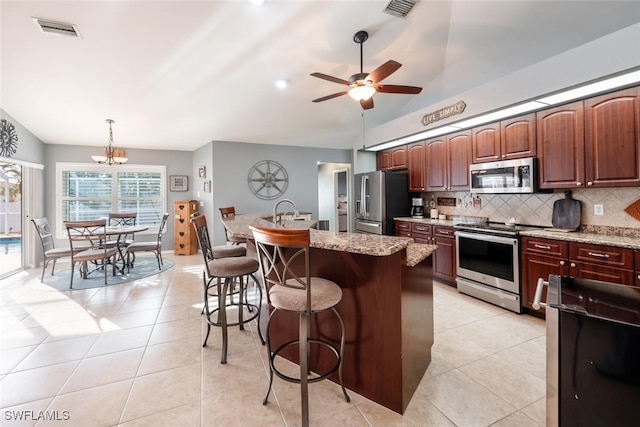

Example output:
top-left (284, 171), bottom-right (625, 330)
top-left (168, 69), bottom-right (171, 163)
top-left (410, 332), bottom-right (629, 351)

top-left (0, 161), bottom-right (22, 277)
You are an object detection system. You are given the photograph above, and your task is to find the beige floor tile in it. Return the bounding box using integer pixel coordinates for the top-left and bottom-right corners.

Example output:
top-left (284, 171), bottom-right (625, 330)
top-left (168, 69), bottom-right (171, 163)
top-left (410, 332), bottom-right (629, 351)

top-left (14, 335), bottom-right (98, 371)
top-left (117, 295), bottom-right (165, 314)
top-left (137, 336), bottom-right (201, 375)
top-left (491, 410), bottom-right (542, 427)
top-left (420, 369), bottom-right (516, 427)
top-left (148, 317), bottom-right (202, 345)
top-left (86, 325), bottom-right (153, 357)
top-left (120, 363), bottom-right (201, 422)
top-left (450, 313), bottom-right (544, 353)
top-left (100, 308), bottom-right (160, 330)
top-left (0, 361), bottom-right (78, 408)
top-left (0, 345), bottom-right (36, 374)
top-left (118, 402), bottom-right (201, 427)
top-left (40, 379), bottom-right (133, 427)
top-left (60, 347), bottom-right (144, 394)
top-left (458, 354), bottom-right (546, 409)
top-left (155, 303), bottom-right (202, 323)
top-left (0, 325), bottom-right (51, 350)
top-left (520, 397), bottom-right (546, 426)
top-left (431, 328), bottom-right (493, 368)
top-left (495, 336), bottom-right (546, 379)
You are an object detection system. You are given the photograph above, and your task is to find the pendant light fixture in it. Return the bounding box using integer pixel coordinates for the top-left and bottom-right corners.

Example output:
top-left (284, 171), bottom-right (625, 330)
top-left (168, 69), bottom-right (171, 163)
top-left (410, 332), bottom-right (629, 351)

top-left (92, 119), bottom-right (128, 165)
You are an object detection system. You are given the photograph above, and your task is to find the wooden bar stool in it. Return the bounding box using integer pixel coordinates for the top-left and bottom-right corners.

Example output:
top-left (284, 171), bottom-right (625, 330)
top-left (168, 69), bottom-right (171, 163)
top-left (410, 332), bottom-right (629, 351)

top-left (250, 224), bottom-right (350, 426)
top-left (219, 206), bottom-right (246, 245)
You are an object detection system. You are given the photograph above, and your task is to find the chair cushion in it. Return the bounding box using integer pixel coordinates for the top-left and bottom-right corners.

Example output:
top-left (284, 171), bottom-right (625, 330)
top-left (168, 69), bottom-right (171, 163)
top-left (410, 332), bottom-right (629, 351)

top-left (207, 256), bottom-right (258, 278)
top-left (44, 247), bottom-right (73, 258)
top-left (270, 277), bottom-right (342, 312)
top-left (213, 245), bottom-right (246, 258)
top-left (127, 242), bottom-right (158, 252)
top-left (73, 248), bottom-right (118, 262)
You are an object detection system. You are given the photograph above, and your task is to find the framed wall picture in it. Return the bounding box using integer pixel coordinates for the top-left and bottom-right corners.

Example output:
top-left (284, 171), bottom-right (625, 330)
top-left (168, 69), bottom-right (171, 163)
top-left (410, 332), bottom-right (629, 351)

top-left (204, 180), bottom-right (211, 193)
top-left (198, 166), bottom-right (206, 178)
top-left (169, 175), bottom-right (188, 192)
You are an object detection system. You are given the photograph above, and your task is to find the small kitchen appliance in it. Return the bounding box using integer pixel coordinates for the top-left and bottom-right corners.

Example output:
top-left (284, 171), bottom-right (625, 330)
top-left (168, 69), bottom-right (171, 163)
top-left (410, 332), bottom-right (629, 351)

top-left (411, 198), bottom-right (424, 218)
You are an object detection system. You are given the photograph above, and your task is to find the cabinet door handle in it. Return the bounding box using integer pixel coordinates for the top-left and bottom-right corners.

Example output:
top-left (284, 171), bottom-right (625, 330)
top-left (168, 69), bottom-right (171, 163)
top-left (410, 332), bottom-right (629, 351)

top-left (534, 244), bottom-right (551, 250)
top-left (570, 262), bottom-right (576, 268)
top-left (576, 181), bottom-right (582, 186)
top-left (560, 260), bottom-right (565, 266)
top-left (438, 230), bottom-right (451, 235)
top-left (587, 181), bottom-right (593, 186)
top-left (587, 251), bottom-right (610, 259)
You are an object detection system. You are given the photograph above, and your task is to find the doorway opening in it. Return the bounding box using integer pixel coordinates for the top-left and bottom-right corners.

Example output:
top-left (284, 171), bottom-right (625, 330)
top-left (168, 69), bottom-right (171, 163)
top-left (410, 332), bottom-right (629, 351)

top-left (0, 162), bottom-right (23, 278)
top-left (317, 163), bottom-right (351, 232)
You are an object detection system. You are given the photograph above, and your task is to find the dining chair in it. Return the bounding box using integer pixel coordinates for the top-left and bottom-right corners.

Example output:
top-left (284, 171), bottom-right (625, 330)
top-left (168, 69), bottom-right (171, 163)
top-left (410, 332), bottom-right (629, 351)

top-left (250, 224), bottom-right (350, 426)
top-left (108, 212), bottom-right (137, 268)
top-left (64, 219), bottom-right (118, 289)
top-left (219, 206), bottom-right (246, 245)
top-left (190, 213), bottom-right (264, 364)
top-left (125, 213), bottom-right (169, 273)
top-left (31, 218), bottom-right (73, 282)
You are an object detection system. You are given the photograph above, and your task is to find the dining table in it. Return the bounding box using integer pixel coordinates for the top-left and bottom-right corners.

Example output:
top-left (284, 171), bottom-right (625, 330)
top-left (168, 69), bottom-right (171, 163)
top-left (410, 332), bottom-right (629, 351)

top-left (102, 225), bottom-right (149, 274)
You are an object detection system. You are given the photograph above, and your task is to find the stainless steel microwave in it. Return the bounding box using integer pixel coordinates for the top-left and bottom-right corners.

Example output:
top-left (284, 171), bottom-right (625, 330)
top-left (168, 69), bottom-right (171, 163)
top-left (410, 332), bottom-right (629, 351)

top-left (469, 157), bottom-right (535, 194)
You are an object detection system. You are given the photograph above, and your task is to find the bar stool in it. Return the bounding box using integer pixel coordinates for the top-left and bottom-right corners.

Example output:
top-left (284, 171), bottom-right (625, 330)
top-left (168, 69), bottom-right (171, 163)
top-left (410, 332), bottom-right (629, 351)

top-left (250, 224), bottom-right (350, 426)
top-left (191, 214), bottom-right (264, 364)
top-left (219, 206), bottom-right (246, 245)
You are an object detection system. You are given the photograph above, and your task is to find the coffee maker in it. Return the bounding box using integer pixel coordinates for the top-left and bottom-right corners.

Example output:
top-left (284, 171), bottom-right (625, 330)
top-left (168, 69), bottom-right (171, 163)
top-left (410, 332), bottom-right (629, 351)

top-left (411, 198), bottom-right (424, 218)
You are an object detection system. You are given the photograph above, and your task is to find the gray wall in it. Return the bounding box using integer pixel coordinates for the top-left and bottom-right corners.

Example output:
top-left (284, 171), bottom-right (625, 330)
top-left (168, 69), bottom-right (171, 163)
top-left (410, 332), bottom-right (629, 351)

top-left (44, 144), bottom-right (193, 250)
top-left (203, 141), bottom-right (351, 246)
top-left (0, 109), bottom-right (45, 165)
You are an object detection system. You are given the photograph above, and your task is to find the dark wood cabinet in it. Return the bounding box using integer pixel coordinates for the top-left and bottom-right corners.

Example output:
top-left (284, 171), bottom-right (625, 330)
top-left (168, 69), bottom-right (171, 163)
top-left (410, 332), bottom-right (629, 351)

top-left (472, 114), bottom-right (536, 163)
top-left (536, 101), bottom-right (585, 189)
top-left (584, 86), bottom-right (640, 188)
top-left (538, 86), bottom-right (640, 189)
top-left (426, 130), bottom-right (471, 191)
top-left (636, 250), bottom-right (640, 288)
top-left (407, 141), bottom-right (426, 191)
top-left (521, 236), bottom-right (638, 317)
top-left (521, 237), bottom-right (569, 316)
top-left (377, 146), bottom-right (407, 171)
top-left (394, 220), bottom-right (456, 285)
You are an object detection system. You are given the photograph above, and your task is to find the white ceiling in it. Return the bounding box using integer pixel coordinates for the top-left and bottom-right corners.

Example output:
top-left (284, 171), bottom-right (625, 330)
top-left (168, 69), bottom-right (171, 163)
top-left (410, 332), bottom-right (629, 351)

top-left (2, 1), bottom-right (639, 152)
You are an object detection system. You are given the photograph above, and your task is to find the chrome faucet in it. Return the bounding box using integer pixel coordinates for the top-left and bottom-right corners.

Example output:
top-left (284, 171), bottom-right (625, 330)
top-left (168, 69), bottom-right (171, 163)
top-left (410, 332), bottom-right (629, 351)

top-left (272, 199), bottom-right (299, 226)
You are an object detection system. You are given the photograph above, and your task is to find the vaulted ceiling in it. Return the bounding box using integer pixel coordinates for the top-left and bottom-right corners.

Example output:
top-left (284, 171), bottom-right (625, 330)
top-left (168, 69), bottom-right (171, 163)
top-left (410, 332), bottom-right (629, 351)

top-left (2, 1), bottom-right (639, 151)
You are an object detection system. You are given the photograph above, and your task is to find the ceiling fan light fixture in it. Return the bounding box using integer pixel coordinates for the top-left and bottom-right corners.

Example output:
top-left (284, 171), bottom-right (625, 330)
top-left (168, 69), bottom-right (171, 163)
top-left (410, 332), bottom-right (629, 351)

top-left (348, 85), bottom-right (376, 101)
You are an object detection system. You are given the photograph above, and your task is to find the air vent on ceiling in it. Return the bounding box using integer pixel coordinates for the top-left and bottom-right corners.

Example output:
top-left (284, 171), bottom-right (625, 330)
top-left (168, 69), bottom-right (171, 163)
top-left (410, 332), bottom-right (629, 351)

top-left (32, 17), bottom-right (81, 38)
top-left (382, 0), bottom-right (417, 18)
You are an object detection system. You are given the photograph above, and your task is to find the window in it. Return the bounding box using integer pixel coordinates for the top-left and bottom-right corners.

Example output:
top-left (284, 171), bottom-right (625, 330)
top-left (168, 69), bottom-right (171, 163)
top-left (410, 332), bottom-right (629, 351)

top-left (56, 163), bottom-right (166, 237)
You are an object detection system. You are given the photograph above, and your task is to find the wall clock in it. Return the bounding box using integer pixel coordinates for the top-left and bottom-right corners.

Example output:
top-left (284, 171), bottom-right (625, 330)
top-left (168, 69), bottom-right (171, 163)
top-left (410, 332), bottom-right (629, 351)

top-left (247, 160), bottom-right (289, 200)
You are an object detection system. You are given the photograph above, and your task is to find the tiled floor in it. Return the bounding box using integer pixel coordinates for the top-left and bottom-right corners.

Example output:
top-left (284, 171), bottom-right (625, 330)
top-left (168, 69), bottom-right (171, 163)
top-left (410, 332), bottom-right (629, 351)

top-left (0, 255), bottom-right (546, 426)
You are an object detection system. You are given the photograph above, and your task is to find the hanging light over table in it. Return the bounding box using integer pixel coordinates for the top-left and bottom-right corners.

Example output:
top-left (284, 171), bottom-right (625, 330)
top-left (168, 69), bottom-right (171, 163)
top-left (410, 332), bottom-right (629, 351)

top-left (92, 119), bottom-right (128, 165)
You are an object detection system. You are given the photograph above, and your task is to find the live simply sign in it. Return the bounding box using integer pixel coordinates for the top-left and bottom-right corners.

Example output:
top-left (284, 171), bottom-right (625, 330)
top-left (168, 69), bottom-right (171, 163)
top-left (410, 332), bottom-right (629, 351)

top-left (421, 101), bottom-right (466, 126)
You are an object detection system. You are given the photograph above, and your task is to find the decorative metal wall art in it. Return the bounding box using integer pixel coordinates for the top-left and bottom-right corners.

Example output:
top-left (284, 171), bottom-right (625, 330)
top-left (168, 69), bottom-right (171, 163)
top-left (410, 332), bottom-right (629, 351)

top-left (0, 119), bottom-right (19, 158)
top-left (248, 160), bottom-right (289, 200)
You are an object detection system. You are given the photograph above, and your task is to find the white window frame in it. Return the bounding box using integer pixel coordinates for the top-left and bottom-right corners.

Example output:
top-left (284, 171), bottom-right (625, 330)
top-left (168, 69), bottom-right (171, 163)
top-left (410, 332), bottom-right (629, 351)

top-left (55, 162), bottom-right (167, 239)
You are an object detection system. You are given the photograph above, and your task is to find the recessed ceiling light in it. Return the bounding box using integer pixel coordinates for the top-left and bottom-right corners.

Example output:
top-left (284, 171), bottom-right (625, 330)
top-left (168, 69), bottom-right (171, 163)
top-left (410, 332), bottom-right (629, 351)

top-left (275, 79), bottom-right (288, 89)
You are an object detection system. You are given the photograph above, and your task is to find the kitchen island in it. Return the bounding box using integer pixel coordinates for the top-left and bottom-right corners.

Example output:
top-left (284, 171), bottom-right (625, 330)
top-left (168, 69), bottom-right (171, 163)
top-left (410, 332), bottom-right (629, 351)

top-left (222, 214), bottom-right (437, 414)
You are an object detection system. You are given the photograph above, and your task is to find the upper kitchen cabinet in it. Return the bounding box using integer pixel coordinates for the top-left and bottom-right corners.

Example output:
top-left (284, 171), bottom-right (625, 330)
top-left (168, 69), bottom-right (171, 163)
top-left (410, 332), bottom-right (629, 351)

top-left (537, 100), bottom-right (585, 189)
top-left (376, 146), bottom-right (407, 171)
top-left (407, 141), bottom-right (426, 192)
top-left (538, 86), bottom-right (640, 189)
top-left (472, 114), bottom-right (536, 163)
top-left (426, 130), bottom-right (471, 191)
top-left (584, 86), bottom-right (640, 188)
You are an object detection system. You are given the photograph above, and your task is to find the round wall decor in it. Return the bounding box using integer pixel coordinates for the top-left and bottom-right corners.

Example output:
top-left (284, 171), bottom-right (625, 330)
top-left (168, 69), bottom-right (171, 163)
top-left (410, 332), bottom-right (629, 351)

top-left (247, 160), bottom-right (289, 200)
top-left (0, 119), bottom-right (19, 158)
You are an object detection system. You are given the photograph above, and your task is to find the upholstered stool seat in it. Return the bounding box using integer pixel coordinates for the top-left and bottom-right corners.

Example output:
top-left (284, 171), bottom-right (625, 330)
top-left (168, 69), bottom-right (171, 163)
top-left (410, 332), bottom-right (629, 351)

top-left (271, 278), bottom-right (342, 312)
top-left (212, 245), bottom-right (246, 258)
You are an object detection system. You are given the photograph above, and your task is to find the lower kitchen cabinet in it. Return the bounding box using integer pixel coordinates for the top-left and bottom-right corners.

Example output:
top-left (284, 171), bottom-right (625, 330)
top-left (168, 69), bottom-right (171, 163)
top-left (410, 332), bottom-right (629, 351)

top-left (636, 250), bottom-right (640, 287)
top-left (395, 220), bottom-right (456, 285)
top-left (521, 236), bottom-right (637, 318)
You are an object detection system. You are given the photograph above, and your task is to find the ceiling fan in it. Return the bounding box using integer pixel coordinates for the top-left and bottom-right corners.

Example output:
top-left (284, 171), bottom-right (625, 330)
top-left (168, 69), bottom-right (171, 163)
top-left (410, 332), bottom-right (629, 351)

top-left (311, 30), bottom-right (422, 110)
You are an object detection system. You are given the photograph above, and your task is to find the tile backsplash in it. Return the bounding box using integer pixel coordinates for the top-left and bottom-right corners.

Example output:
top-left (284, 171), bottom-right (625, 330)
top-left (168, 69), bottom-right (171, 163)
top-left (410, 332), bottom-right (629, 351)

top-left (423, 188), bottom-right (640, 229)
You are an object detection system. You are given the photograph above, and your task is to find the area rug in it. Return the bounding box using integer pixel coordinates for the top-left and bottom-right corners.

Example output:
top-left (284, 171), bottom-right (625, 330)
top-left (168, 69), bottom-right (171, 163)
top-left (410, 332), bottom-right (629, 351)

top-left (42, 257), bottom-right (174, 291)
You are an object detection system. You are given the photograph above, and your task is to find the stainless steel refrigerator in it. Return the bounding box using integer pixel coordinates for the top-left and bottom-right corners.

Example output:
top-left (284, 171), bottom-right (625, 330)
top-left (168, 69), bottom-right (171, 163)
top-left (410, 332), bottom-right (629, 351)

top-left (354, 170), bottom-right (410, 235)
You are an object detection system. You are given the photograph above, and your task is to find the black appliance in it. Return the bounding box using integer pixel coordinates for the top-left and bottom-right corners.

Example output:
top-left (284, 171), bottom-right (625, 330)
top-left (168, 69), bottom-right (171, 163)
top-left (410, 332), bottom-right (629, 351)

top-left (354, 170), bottom-right (409, 235)
top-left (535, 275), bottom-right (640, 426)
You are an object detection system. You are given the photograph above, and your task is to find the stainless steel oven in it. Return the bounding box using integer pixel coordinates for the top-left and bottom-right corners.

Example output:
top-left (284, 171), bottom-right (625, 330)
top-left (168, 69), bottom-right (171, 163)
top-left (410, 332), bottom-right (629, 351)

top-left (455, 228), bottom-right (521, 313)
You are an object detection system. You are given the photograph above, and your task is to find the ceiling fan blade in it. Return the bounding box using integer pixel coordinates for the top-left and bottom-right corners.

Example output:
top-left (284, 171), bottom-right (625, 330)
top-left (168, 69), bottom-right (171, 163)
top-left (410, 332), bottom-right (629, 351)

top-left (360, 97), bottom-right (374, 110)
top-left (312, 91), bottom-right (348, 103)
top-left (367, 60), bottom-right (402, 84)
top-left (310, 72), bottom-right (350, 86)
top-left (375, 84), bottom-right (423, 94)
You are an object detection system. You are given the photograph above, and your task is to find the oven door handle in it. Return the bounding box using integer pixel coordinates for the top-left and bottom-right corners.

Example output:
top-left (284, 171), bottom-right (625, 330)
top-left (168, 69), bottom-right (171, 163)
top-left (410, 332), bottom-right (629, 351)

top-left (455, 230), bottom-right (518, 245)
top-left (532, 278), bottom-right (548, 310)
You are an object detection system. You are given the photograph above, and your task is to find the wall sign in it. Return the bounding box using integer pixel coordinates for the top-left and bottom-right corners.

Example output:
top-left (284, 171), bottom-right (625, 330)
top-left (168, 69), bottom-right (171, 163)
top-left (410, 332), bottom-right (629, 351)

top-left (169, 175), bottom-right (188, 192)
top-left (0, 119), bottom-right (19, 158)
top-left (421, 101), bottom-right (466, 126)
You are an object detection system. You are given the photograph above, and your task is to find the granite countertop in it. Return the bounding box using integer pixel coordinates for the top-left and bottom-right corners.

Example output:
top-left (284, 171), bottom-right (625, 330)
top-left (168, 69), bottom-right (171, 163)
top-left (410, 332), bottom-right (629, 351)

top-left (519, 229), bottom-right (640, 250)
top-left (222, 213), bottom-right (436, 265)
top-left (394, 217), bottom-right (457, 227)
